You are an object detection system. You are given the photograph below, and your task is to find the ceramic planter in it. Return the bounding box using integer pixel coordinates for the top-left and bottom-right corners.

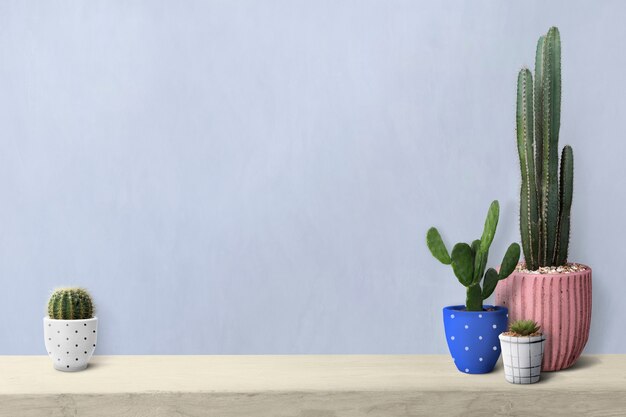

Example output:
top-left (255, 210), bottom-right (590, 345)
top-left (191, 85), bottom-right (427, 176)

top-left (499, 333), bottom-right (546, 384)
top-left (494, 265), bottom-right (591, 371)
top-left (44, 317), bottom-right (98, 371)
top-left (443, 305), bottom-right (508, 374)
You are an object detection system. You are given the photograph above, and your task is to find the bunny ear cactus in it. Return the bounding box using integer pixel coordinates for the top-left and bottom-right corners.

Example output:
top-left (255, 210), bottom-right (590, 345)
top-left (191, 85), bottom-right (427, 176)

top-left (517, 27), bottom-right (574, 270)
top-left (427, 200), bottom-right (521, 311)
top-left (47, 288), bottom-right (95, 320)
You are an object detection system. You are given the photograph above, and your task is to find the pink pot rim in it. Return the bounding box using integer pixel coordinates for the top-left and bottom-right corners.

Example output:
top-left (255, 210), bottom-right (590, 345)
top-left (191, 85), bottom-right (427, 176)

top-left (511, 263), bottom-right (591, 278)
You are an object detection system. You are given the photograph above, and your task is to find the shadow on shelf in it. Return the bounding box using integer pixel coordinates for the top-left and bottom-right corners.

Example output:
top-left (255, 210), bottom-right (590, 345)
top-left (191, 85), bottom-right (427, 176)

top-left (540, 355), bottom-right (600, 381)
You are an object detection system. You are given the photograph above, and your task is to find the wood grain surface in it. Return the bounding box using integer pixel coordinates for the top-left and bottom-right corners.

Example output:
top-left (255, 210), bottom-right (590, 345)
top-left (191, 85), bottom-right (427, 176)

top-left (1, 355), bottom-right (624, 416)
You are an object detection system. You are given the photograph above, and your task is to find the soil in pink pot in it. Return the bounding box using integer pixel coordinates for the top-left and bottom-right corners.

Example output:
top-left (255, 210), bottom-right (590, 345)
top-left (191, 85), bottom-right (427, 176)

top-left (494, 265), bottom-right (591, 371)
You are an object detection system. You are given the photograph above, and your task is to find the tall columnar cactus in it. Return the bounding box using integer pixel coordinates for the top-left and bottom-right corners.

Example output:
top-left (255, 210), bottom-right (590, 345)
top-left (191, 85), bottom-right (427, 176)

top-left (426, 201), bottom-right (521, 311)
top-left (517, 27), bottom-right (574, 270)
top-left (47, 288), bottom-right (95, 320)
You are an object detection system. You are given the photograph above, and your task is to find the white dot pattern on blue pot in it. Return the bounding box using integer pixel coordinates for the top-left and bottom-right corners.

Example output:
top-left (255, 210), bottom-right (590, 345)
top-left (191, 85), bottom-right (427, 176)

top-left (443, 306), bottom-right (508, 375)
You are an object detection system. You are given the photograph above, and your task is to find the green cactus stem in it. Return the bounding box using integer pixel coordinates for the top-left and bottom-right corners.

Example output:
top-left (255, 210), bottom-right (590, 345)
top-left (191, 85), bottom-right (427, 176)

top-left (517, 27), bottom-right (574, 269)
top-left (472, 200), bottom-right (499, 286)
top-left (481, 268), bottom-right (500, 301)
top-left (466, 285), bottom-right (483, 312)
top-left (426, 227), bottom-right (451, 265)
top-left (540, 27), bottom-right (561, 266)
top-left (534, 35), bottom-right (545, 195)
top-left (556, 145), bottom-right (573, 265)
top-left (499, 243), bottom-right (522, 279)
top-left (451, 243), bottom-right (474, 287)
top-left (517, 68), bottom-right (540, 270)
top-left (47, 288), bottom-right (95, 320)
top-left (426, 200), bottom-right (521, 311)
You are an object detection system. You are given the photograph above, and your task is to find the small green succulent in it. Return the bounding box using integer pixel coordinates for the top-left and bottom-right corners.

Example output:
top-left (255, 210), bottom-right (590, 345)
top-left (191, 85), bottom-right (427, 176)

top-left (509, 319), bottom-right (541, 336)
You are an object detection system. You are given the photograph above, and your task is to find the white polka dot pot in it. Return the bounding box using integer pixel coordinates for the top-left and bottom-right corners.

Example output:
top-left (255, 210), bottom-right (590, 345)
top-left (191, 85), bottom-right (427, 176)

top-left (44, 317), bottom-right (98, 372)
top-left (499, 333), bottom-right (546, 384)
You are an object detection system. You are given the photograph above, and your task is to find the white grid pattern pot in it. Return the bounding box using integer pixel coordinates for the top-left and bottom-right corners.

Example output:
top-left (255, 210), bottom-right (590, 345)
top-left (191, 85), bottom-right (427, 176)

top-left (44, 317), bottom-right (98, 372)
top-left (499, 333), bottom-right (546, 384)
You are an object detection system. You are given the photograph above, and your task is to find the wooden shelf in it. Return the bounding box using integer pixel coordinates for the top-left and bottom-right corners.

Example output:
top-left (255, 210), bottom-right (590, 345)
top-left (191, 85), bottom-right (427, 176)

top-left (1, 355), bottom-right (624, 416)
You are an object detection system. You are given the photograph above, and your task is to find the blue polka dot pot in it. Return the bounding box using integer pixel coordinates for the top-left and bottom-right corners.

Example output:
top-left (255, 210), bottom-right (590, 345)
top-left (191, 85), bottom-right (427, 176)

top-left (443, 305), bottom-right (508, 374)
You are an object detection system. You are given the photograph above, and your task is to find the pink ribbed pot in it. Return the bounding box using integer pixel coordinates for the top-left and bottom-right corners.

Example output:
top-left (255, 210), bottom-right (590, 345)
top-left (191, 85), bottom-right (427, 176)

top-left (494, 265), bottom-right (592, 371)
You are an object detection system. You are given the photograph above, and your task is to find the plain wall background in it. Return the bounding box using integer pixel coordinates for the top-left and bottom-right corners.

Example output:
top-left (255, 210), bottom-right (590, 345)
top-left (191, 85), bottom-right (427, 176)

top-left (0, 0), bottom-right (624, 354)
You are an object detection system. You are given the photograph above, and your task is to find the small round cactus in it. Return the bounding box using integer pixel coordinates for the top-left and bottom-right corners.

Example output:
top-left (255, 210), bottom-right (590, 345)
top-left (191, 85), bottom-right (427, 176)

top-left (47, 288), bottom-right (95, 320)
top-left (509, 319), bottom-right (541, 336)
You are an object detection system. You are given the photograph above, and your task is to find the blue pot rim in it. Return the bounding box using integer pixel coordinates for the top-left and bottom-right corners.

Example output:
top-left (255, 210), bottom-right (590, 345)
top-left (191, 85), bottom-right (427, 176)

top-left (443, 305), bottom-right (507, 315)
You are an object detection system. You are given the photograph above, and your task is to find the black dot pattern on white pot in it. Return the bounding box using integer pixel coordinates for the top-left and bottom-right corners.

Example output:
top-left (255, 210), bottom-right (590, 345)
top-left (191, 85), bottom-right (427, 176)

top-left (43, 317), bottom-right (98, 371)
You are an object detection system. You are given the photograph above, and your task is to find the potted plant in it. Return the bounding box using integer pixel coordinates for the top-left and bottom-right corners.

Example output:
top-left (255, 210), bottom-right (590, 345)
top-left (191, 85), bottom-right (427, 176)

top-left (427, 200), bottom-right (520, 374)
top-left (44, 288), bottom-right (98, 372)
top-left (499, 320), bottom-right (546, 384)
top-left (494, 27), bottom-right (592, 371)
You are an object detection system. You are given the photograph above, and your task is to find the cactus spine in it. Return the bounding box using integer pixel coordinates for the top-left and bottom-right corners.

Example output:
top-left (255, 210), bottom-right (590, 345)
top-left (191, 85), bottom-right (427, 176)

top-left (426, 201), bottom-right (521, 311)
top-left (517, 27), bottom-right (573, 270)
top-left (47, 288), bottom-right (95, 320)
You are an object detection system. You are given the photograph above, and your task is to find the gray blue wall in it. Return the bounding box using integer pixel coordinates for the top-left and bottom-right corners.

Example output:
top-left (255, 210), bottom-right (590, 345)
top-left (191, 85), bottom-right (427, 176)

top-left (1, 1), bottom-right (623, 354)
